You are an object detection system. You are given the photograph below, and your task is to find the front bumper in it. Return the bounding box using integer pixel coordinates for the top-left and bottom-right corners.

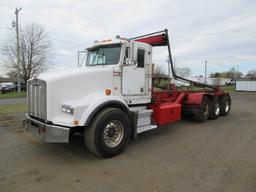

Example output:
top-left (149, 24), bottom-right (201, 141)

top-left (25, 113), bottom-right (70, 143)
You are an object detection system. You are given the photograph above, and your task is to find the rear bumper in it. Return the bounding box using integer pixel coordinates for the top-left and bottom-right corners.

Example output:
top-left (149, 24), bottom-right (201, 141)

top-left (25, 113), bottom-right (70, 143)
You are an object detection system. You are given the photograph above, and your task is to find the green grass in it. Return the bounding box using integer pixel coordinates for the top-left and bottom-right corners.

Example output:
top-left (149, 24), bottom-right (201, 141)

top-left (0, 91), bottom-right (27, 99)
top-left (221, 85), bottom-right (235, 92)
top-left (175, 85), bottom-right (235, 92)
top-left (0, 103), bottom-right (27, 115)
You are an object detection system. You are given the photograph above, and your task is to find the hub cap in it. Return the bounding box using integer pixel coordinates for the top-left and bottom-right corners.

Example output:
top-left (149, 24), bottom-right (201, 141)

top-left (225, 101), bottom-right (230, 112)
top-left (203, 102), bottom-right (209, 116)
top-left (215, 103), bottom-right (220, 115)
top-left (103, 120), bottom-right (124, 148)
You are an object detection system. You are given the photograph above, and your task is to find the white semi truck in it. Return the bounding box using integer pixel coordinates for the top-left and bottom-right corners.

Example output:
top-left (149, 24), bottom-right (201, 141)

top-left (25, 29), bottom-right (231, 157)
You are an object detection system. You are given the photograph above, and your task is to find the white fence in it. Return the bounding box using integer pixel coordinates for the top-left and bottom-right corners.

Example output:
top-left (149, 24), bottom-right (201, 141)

top-left (236, 80), bottom-right (256, 92)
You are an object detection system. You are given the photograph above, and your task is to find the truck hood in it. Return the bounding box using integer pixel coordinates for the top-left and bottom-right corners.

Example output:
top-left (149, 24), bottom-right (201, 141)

top-left (38, 67), bottom-right (108, 83)
top-left (37, 66), bottom-right (115, 121)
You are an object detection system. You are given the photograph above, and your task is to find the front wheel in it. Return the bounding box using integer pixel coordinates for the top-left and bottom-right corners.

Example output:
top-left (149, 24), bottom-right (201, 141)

top-left (84, 108), bottom-right (131, 158)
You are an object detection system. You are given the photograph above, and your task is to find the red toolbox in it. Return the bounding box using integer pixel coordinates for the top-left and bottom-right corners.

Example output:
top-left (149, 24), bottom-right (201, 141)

top-left (149, 102), bottom-right (182, 126)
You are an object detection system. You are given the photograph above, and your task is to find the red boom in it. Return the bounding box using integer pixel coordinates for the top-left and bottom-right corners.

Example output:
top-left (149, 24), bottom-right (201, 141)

top-left (135, 33), bottom-right (168, 46)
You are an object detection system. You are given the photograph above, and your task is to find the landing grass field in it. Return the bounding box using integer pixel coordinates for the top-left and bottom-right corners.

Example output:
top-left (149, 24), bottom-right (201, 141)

top-left (175, 85), bottom-right (235, 92)
top-left (222, 85), bottom-right (235, 92)
top-left (0, 91), bottom-right (26, 99)
top-left (0, 104), bottom-right (27, 115)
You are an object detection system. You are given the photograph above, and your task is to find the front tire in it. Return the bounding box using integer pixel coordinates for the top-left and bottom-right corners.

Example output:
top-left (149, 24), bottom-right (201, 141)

top-left (84, 108), bottom-right (131, 158)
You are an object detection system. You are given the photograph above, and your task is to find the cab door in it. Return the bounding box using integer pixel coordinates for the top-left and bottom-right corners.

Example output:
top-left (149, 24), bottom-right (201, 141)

top-left (122, 45), bottom-right (146, 96)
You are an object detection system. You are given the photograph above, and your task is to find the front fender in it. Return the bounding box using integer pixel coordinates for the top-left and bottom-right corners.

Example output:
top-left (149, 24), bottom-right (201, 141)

top-left (53, 92), bottom-right (128, 127)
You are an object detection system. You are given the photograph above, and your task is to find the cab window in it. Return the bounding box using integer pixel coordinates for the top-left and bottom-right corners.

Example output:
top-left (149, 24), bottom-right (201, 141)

top-left (137, 49), bottom-right (145, 68)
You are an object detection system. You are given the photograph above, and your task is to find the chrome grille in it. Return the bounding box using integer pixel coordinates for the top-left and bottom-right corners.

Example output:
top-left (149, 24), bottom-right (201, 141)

top-left (27, 79), bottom-right (47, 120)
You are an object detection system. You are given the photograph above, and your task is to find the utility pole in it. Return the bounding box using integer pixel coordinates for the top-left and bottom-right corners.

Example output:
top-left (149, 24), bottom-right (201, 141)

top-left (78, 51), bottom-right (80, 67)
top-left (236, 65), bottom-right (240, 79)
top-left (204, 60), bottom-right (207, 84)
top-left (236, 65), bottom-right (239, 72)
top-left (15, 8), bottom-right (22, 93)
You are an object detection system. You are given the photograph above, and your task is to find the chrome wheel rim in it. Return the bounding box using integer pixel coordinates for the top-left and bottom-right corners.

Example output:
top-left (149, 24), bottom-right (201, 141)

top-left (103, 120), bottom-right (124, 148)
top-left (215, 103), bottom-right (220, 116)
top-left (203, 102), bottom-right (209, 116)
top-left (225, 101), bottom-right (229, 112)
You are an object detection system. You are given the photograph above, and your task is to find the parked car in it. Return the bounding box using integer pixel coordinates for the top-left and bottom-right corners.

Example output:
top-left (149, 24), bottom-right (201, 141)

top-left (14, 83), bottom-right (27, 91)
top-left (0, 82), bottom-right (15, 93)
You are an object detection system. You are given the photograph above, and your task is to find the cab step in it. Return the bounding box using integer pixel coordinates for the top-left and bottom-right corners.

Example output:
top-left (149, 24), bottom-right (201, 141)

top-left (137, 124), bottom-right (157, 134)
top-left (129, 107), bottom-right (158, 134)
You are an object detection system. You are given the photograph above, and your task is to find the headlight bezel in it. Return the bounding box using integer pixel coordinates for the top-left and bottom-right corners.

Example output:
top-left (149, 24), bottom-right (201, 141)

top-left (61, 105), bottom-right (74, 115)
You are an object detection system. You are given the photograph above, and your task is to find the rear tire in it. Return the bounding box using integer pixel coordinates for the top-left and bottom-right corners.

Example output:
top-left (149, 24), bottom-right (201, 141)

top-left (193, 96), bottom-right (210, 122)
top-left (84, 108), bottom-right (131, 158)
top-left (209, 98), bottom-right (220, 120)
top-left (219, 96), bottom-right (231, 116)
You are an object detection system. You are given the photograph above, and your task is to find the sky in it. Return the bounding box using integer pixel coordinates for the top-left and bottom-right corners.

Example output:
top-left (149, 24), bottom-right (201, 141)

top-left (0, 0), bottom-right (255, 77)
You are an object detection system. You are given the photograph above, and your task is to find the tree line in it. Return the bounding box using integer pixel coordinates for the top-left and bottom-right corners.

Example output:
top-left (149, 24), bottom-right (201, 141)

top-left (210, 67), bottom-right (256, 79)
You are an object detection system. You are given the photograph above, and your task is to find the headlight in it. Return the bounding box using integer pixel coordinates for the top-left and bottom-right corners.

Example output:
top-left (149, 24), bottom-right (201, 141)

top-left (61, 105), bottom-right (74, 114)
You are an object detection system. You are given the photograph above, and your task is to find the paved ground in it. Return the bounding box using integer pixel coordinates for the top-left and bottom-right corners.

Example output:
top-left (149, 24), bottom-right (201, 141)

top-left (0, 97), bottom-right (26, 105)
top-left (0, 92), bottom-right (256, 192)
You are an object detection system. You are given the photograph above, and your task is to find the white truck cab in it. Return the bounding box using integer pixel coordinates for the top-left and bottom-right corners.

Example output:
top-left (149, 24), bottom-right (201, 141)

top-left (25, 38), bottom-right (155, 157)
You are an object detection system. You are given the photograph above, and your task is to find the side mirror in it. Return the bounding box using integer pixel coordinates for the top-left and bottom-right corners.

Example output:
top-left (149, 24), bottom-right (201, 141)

top-left (132, 61), bottom-right (137, 69)
top-left (132, 42), bottom-right (137, 66)
top-left (124, 58), bottom-right (133, 66)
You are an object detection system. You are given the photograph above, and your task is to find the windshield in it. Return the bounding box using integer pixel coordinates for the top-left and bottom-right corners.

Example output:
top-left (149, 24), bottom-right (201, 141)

top-left (86, 44), bottom-right (121, 66)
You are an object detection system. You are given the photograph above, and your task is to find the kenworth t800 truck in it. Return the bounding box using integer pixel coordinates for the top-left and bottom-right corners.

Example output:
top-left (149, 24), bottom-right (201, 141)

top-left (25, 29), bottom-right (231, 157)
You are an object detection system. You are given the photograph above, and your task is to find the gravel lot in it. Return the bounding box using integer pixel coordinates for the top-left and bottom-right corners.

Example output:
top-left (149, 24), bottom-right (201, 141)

top-left (0, 92), bottom-right (255, 192)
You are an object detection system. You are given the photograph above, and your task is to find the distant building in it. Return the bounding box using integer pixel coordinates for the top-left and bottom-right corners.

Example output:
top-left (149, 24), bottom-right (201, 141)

top-left (189, 77), bottom-right (233, 86)
top-left (236, 79), bottom-right (256, 92)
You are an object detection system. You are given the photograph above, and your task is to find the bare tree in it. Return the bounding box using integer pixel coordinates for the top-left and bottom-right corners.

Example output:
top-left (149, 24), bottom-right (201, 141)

top-left (1, 23), bottom-right (53, 83)
top-left (209, 68), bottom-right (243, 79)
top-left (210, 72), bottom-right (222, 78)
top-left (153, 63), bottom-right (166, 76)
top-left (222, 67), bottom-right (243, 79)
top-left (245, 70), bottom-right (256, 79)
